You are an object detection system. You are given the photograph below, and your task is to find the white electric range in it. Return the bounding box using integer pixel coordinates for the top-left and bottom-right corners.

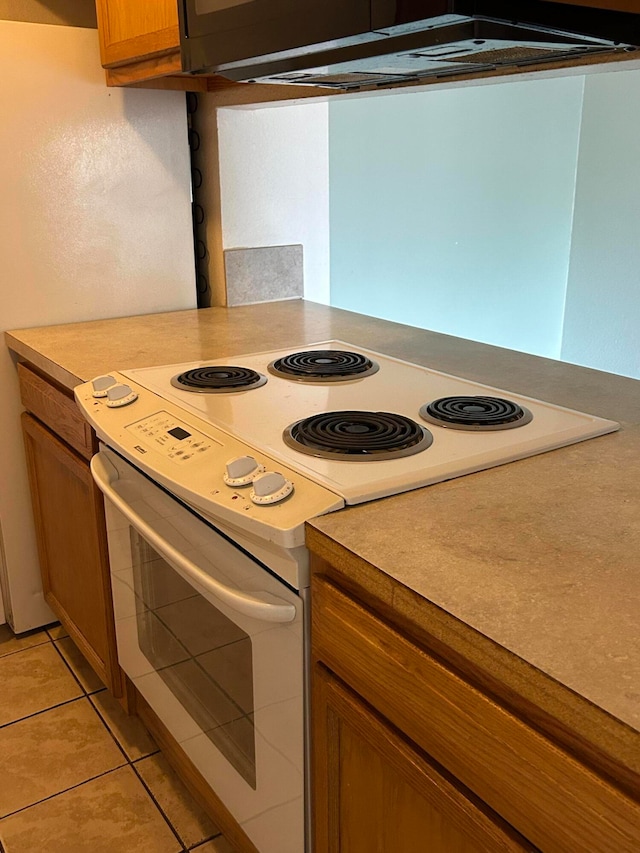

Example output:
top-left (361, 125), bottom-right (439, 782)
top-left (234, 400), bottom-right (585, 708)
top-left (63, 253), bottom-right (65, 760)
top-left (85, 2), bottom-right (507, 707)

top-left (77, 339), bottom-right (619, 585)
top-left (74, 341), bottom-right (619, 853)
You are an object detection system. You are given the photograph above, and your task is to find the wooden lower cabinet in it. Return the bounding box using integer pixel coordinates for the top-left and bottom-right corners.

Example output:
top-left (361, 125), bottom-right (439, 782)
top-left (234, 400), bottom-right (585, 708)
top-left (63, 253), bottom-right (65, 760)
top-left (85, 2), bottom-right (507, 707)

top-left (311, 572), bottom-right (640, 853)
top-left (313, 664), bottom-right (533, 853)
top-left (21, 412), bottom-right (122, 697)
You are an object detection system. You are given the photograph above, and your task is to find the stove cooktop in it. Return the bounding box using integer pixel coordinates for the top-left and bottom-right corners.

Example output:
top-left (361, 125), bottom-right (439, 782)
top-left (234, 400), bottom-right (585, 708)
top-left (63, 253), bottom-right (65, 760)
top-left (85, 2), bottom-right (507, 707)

top-left (120, 341), bottom-right (620, 505)
top-left (75, 341), bottom-right (620, 587)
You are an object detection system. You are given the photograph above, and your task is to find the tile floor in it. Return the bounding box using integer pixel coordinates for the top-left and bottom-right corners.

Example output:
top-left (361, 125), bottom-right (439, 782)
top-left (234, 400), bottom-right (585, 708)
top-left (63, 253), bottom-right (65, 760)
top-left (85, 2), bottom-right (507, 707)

top-left (0, 622), bottom-right (234, 853)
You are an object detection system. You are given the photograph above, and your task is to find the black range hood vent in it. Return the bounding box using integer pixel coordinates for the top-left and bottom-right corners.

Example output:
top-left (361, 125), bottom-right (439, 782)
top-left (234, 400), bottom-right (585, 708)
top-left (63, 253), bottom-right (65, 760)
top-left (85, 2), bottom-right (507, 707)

top-left (204, 1), bottom-right (640, 91)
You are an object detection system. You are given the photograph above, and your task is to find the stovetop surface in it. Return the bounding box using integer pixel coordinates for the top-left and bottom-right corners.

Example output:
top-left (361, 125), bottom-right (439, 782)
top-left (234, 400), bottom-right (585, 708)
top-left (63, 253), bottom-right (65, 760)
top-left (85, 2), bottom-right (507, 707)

top-left (122, 341), bottom-right (619, 504)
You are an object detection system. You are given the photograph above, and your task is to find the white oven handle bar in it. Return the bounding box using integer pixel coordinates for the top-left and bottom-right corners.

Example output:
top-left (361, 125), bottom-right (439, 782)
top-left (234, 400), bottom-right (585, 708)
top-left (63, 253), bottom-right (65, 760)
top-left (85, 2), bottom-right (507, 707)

top-left (91, 451), bottom-right (296, 624)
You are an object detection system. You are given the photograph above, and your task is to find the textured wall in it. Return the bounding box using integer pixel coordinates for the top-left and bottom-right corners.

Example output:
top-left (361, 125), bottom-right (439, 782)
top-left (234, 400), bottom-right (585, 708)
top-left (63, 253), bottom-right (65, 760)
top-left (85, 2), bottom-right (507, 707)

top-left (0, 0), bottom-right (96, 27)
top-left (215, 103), bottom-right (330, 305)
top-left (0, 21), bottom-right (194, 631)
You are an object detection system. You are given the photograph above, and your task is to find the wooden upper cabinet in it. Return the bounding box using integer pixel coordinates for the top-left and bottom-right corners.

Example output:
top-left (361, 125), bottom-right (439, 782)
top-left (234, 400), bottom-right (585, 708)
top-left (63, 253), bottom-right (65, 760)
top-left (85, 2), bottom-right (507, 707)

top-left (96, 0), bottom-right (191, 91)
top-left (92, 0), bottom-right (319, 95)
top-left (95, 0), bottom-right (181, 71)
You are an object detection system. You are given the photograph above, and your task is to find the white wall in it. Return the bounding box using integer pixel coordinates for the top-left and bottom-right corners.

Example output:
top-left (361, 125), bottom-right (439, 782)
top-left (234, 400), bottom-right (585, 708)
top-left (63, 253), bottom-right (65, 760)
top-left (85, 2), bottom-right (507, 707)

top-left (561, 69), bottom-right (640, 380)
top-left (210, 68), bottom-right (640, 380)
top-left (1, 0), bottom-right (101, 634)
top-left (0, 21), bottom-right (195, 631)
top-left (328, 76), bottom-right (585, 359)
top-left (0, 0), bottom-right (95, 27)
top-left (216, 103), bottom-right (330, 305)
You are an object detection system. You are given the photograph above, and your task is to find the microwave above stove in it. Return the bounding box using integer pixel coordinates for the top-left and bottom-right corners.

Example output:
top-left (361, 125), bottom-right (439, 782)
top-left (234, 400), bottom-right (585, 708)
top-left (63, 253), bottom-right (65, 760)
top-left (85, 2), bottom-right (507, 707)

top-left (178, 0), bottom-right (640, 91)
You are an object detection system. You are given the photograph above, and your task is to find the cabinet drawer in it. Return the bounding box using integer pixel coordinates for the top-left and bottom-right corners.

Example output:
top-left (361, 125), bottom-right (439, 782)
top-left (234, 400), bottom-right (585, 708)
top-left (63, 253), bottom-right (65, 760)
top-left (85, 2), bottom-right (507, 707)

top-left (312, 576), bottom-right (640, 853)
top-left (18, 363), bottom-right (94, 460)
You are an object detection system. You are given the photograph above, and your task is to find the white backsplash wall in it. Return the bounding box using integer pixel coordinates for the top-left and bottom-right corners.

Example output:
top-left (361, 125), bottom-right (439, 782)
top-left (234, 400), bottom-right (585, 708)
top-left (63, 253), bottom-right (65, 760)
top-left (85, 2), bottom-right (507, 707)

top-left (328, 75), bottom-right (585, 360)
top-left (214, 103), bottom-right (330, 305)
top-left (208, 68), bottom-right (638, 379)
top-left (561, 69), bottom-right (640, 380)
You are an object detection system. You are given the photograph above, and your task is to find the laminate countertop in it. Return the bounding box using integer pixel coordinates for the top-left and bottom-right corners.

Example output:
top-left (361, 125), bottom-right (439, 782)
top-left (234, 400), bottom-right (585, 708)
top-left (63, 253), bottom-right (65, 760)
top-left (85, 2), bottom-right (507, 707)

top-left (6, 299), bottom-right (640, 783)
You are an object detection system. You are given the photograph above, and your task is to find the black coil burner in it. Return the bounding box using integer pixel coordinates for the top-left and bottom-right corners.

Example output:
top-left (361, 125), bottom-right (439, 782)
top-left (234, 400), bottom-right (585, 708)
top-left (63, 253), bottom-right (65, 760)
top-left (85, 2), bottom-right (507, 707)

top-left (170, 366), bottom-right (267, 393)
top-left (268, 350), bottom-right (379, 382)
top-left (283, 411), bottom-right (433, 460)
top-left (419, 396), bottom-right (533, 431)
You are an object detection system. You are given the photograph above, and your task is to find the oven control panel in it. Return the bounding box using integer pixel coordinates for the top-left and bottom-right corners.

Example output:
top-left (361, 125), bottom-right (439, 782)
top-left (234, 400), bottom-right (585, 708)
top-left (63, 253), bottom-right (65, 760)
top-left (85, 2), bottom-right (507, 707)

top-left (74, 372), bottom-right (345, 551)
top-left (126, 412), bottom-right (219, 462)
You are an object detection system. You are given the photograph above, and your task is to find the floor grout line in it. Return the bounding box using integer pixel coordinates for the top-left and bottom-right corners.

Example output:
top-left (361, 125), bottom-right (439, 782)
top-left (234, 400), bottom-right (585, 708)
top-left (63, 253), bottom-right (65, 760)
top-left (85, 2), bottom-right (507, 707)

top-left (0, 638), bottom-right (51, 661)
top-left (86, 693), bottom-right (152, 767)
top-left (0, 628), bottom-right (230, 853)
top-left (0, 637), bottom-right (87, 731)
top-left (49, 634), bottom-right (95, 697)
top-left (0, 693), bottom-right (88, 732)
top-left (129, 760), bottom-right (189, 852)
top-left (0, 764), bottom-right (128, 823)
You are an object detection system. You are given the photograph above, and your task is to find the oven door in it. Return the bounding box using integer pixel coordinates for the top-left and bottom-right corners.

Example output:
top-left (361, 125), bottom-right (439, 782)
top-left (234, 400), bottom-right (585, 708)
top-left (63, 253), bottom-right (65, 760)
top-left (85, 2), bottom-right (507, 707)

top-left (92, 446), bottom-right (305, 853)
top-left (179, 0), bottom-right (372, 74)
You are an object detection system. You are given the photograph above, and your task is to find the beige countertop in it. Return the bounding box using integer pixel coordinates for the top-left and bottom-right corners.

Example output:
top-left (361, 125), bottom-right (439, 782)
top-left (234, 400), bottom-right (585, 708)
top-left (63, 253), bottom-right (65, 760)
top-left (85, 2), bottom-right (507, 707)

top-left (6, 300), bottom-right (640, 778)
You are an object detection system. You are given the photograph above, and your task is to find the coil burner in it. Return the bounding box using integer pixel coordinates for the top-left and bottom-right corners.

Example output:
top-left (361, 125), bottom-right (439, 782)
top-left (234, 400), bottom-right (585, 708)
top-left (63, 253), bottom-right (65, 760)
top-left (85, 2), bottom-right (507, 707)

top-left (283, 410), bottom-right (433, 460)
top-left (171, 366), bottom-right (267, 393)
top-left (268, 350), bottom-right (379, 382)
top-left (419, 396), bottom-right (533, 431)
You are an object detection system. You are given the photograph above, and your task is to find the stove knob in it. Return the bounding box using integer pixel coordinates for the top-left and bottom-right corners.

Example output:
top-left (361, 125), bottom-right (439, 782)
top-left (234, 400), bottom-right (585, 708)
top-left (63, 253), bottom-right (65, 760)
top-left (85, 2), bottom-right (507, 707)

top-left (91, 375), bottom-right (117, 398)
top-left (224, 455), bottom-right (265, 487)
top-left (106, 383), bottom-right (138, 408)
top-left (250, 471), bottom-right (294, 505)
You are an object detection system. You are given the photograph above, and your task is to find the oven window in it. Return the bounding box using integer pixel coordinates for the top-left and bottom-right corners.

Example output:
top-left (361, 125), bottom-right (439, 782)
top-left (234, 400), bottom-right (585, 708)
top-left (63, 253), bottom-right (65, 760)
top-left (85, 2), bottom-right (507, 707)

top-left (130, 530), bottom-right (256, 788)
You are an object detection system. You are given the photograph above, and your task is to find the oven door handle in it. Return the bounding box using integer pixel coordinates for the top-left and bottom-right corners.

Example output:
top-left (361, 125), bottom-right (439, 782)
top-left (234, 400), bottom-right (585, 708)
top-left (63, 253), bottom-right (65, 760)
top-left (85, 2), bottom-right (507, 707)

top-left (91, 452), bottom-right (297, 624)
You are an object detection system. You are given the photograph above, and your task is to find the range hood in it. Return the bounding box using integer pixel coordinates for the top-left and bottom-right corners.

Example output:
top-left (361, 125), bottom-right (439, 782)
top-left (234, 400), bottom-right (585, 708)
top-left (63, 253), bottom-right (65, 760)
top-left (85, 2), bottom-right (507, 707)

top-left (184, 1), bottom-right (640, 91)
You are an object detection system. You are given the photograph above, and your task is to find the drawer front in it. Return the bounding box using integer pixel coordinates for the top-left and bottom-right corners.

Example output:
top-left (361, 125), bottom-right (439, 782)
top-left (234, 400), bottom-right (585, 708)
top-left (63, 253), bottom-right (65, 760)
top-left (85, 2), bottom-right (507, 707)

top-left (312, 576), bottom-right (640, 853)
top-left (18, 363), bottom-right (94, 460)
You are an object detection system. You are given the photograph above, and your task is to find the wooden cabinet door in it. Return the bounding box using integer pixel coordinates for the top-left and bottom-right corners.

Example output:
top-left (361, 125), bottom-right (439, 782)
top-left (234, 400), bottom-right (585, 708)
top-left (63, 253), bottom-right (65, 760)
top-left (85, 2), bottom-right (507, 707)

top-left (312, 574), bottom-right (640, 852)
top-left (95, 0), bottom-right (180, 67)
top-left (312, 663), bottom-right (535, 853)
top-left (21, 413), bottom-right (122, 697)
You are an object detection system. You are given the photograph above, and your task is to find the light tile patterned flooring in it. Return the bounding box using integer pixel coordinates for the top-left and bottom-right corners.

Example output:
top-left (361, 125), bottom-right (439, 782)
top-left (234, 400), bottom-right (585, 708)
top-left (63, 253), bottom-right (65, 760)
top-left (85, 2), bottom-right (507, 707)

top-left (0, 622), bottom-right (234, 853)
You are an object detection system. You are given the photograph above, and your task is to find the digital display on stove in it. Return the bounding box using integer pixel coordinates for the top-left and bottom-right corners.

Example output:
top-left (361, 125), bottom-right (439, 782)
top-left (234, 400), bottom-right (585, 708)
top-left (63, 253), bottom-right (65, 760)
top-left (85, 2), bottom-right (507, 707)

top-left (168, 426), bottom-right (191, 440)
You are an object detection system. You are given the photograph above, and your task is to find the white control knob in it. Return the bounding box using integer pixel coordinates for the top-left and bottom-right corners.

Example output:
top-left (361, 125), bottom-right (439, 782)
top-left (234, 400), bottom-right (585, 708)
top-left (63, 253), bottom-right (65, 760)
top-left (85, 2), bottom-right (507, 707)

top-left (91, 375), bottom-right (117, 398)
top-left (106, 383), bottom-right (138, 408)
top-left (224, 455), bottom-right (265, 487)
top-left (250, 471), bottom-right (294, 505)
